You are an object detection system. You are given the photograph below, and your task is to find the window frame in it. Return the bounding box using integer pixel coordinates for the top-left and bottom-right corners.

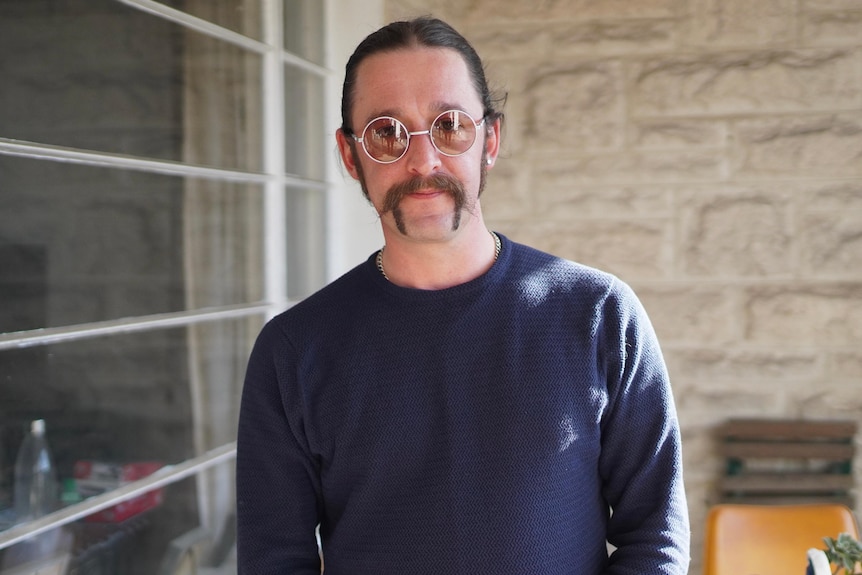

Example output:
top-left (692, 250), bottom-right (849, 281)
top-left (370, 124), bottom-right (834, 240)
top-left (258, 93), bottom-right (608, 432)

top-left (0, 0), bottom-right (337, 551)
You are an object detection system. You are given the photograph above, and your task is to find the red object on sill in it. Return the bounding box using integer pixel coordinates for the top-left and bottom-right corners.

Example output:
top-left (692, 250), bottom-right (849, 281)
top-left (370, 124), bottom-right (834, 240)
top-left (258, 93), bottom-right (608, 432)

top-left (73, 460), bottom-right (165, 523)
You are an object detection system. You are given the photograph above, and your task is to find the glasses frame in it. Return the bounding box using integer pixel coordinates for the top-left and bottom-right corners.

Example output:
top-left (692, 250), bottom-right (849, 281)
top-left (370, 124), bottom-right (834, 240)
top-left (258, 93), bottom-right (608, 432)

top-left (350, 109), bottom-right (487, 164)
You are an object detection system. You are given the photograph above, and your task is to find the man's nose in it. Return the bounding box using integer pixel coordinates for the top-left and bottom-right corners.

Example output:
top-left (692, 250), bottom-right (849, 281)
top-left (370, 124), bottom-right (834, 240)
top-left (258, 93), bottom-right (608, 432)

top-left (404, 131), bottom-right (442, 175)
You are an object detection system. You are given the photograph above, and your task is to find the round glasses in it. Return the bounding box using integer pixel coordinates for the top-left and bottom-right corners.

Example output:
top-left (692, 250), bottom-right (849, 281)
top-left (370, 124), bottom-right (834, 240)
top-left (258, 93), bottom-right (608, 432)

top-left (350, 110), bottom-right (486, 164)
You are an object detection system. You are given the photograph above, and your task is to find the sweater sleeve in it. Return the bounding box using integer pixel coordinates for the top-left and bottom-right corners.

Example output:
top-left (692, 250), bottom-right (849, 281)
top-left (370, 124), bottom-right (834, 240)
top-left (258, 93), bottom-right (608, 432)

top-left (597, 279), bottom-right (691, 575)
top-left (236, 319), bottom-right (322, 575)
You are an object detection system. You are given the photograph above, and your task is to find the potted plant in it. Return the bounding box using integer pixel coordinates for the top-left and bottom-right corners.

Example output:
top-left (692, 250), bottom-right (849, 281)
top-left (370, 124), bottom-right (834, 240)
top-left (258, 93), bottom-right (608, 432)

top-left (809, 533), bottom-right (862, 574)
top-left (823, 533), bottom-right (862, 574)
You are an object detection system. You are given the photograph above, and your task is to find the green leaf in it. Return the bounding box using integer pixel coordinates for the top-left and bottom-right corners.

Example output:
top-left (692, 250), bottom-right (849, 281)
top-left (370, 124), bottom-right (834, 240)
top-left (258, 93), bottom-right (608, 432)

top-left (821, 533), bottom-right (862, 575)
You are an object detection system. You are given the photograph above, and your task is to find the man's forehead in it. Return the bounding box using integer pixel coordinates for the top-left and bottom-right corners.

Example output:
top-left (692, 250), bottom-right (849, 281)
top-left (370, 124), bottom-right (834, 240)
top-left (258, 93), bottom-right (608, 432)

top-left (350, 47), bottom-right (481, 123)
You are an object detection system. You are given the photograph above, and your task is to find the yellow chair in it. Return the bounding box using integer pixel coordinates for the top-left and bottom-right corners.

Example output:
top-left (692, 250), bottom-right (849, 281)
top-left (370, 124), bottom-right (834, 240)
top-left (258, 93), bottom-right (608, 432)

top-left (703, 503), bottom-right (860, 575)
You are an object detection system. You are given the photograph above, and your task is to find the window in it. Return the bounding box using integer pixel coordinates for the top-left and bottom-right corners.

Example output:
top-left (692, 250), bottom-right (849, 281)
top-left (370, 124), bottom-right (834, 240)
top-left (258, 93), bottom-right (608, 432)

top-left (0, 0), bottom-right (339, 570)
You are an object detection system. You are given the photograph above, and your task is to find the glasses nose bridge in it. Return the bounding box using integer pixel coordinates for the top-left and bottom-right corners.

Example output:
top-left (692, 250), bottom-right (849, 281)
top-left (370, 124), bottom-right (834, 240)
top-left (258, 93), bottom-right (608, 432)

top-left (404, 127), bottom-right (438, 156)
top-left (406, 128), bottom-right (433, 146)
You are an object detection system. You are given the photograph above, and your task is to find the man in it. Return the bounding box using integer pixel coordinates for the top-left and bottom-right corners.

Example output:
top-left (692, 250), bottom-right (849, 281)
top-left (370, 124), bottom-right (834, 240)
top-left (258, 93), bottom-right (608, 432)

top-left (237, 16), bottom-right (690, 575)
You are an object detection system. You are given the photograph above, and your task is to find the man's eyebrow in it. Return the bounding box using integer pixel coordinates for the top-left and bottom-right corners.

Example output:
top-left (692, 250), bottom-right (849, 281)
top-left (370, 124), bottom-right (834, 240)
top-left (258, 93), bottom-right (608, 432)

top-left (430, 101), bottom-right (468, 114)
top-left (361, 102), bottom-right (470, 127)
top-left (362, 108), bottom-right (400, 125)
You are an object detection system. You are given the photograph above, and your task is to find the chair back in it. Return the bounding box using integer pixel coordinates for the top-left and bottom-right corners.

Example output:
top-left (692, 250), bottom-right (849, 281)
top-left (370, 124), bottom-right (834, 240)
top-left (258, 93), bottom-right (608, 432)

top-left (703, 503), bottom-right (860, 575)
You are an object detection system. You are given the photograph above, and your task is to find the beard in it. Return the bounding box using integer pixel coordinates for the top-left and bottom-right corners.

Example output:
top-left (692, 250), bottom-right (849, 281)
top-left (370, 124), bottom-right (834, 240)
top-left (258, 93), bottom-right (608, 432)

top-left (352, 146), bottom-right (489, 237)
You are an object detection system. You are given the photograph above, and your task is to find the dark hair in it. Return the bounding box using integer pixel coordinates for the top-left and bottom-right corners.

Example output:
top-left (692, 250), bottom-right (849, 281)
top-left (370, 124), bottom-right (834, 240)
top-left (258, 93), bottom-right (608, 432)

top-left (340, 17), bottom-right (504, 134)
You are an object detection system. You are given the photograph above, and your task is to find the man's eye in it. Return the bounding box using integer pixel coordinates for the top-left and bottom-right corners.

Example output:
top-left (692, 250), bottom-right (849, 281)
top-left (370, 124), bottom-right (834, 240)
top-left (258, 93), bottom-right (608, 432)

top-left (437, 118), bottom-right (459, 132)
top-left (373, 125), bottom-right (399, 139)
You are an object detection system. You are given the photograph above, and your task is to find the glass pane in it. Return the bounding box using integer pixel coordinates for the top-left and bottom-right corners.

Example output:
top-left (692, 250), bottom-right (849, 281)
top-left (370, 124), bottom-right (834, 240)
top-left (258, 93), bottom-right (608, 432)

top-left (284, 0), bottom-right (325, 65)
top-left (162, 0), bottom-right (263, 41)
top-left (0, 0), bottom-right (263, 172)
top-left (0, 318), bottom-right (259, 468)
top-left (0, 317), bottom-right (261, 545)
top-left (0, 156), bottom-right (265, 331)
top-left (0, 469), bottom-right (237, 573)
top-left (287, 187), bottom-right (327, 300)
top-left (285, 66), bottom-right (326, 180)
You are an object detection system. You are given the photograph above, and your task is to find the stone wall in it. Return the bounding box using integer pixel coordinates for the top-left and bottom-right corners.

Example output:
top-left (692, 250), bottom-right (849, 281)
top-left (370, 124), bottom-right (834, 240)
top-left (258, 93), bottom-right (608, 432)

top-left (385, 1), bottom-right (862, 571)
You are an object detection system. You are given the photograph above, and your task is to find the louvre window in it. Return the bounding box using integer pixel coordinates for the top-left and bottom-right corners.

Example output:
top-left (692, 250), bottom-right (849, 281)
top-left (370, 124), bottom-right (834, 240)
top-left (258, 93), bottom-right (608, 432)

top-left (0, 0), bottom-right (330, 571)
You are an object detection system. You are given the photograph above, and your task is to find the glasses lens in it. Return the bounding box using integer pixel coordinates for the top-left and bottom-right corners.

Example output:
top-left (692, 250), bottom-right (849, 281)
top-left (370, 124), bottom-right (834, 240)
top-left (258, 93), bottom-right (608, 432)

top-left (362, 117), bottom-right (408, 163)
top-left (431, 111), bottom-right (478, 156)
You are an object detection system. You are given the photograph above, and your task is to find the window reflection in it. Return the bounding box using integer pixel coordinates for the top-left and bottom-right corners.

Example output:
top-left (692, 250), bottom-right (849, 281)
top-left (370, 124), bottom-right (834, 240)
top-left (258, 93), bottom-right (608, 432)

top-left (0, 318), bottom-right (260, 570)
top-left (0, 471), bottom-right (234, 573)
top-left (0, 0), bottom-right (262, 172)
top-left (0, 157), bottom-right (265, 330)
top-left (0, 0), bottom-right (325, 571)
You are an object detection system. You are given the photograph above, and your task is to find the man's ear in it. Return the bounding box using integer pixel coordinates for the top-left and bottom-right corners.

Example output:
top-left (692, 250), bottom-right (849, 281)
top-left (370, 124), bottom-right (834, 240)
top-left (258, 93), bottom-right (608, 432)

top-left (336, 129), bottom-right (361, 180)
top-left (484, 116), bottom-right (502, 169)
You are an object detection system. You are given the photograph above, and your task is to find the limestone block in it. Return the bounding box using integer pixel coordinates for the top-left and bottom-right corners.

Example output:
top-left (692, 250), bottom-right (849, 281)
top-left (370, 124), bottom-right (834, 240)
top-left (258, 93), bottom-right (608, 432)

top-left (679, 187), bottom-right (793, 277)
top-left (804, 0), bottom-right (862, 10)
top-left (635, 286), bottom-right (739, 345)
top-left (796, 388), bottom-right (862, 418)
top-left (384, 0), bottom-right (468, 21)
top-left (678, 428), bottom-right (721, 484)
top-left (678, 430), bottom-right (726, 480)
top-left (482, 159), bottom-right (532, 221)
top-left (683, 0), bottom-right (796, 48)
top-left (744, 284), bottom-right (862, 344)
top-left (523, 61), bottom-right (625, 151)
top-left (667, 348), bottom-right (822, 381)
top-left (533, 149), bottom-right (725, 185)
top-left (463, 0), bottom-right (678, 22)
top-left (631, 50), bottom-right (861, 116)
top-left (631, 118), bottom-right (728, 150)
top-left (548, 19), bottom-right (676, 57)
top-left (831, 351), bottom-right (862, 378)
top-left (532, 184), bottom-right (671, 220)
top-left (514, 219), bottom-right (670, 279)
top-left (803, 10), bottom-right (862, 46)
top-left (468, 24), bottom-right (549, 61)
top-left (670, 380), bottom-right (785, 421)
top-left (799, 212), bottom-right (862, 276)
top-left (799, 181), bottom-right (862, 211)
top-left (734, 114), bottom-right (862, 178)
top-left (470, 16), bottom-right (677, 60)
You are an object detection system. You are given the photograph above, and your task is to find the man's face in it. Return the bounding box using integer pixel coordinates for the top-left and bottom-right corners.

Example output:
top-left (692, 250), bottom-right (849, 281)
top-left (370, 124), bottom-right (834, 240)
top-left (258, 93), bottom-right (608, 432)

top-left (337, 47), bottom-right (499, 242)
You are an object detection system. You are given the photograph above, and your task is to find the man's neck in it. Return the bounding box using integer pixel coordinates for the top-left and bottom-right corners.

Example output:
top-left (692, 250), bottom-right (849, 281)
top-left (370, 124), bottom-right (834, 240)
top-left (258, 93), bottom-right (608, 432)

top-left (376, 221), bottom-right (499, 290)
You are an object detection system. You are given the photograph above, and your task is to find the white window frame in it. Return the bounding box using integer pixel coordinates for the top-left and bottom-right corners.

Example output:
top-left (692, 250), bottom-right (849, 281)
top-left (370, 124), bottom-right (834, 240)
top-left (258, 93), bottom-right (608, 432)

top-left (0, 0), bottom-right (382, 551)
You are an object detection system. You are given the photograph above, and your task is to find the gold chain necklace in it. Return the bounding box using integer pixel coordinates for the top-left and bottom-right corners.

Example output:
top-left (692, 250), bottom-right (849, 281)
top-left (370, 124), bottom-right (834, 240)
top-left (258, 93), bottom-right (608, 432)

top-left (376, 231), bottom-right (501, 282)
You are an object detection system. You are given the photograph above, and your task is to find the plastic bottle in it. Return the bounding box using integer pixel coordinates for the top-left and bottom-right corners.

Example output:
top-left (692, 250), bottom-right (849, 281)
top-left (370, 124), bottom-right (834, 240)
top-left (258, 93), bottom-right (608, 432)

top-left (13, 419), bottom-right (59, 522)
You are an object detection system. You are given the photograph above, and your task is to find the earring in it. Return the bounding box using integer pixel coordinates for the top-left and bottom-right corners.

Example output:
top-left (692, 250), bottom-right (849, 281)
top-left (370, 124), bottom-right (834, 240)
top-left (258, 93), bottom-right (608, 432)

top-left (486, 159), bottom-right (493, 165)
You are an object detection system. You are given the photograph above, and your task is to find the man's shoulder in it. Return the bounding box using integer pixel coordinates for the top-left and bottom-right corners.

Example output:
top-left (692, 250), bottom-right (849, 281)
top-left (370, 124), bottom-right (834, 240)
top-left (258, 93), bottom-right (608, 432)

top-left (505, 238), bottom-right (619, 295)
top-left (269, 257), bottom-right (374, 327)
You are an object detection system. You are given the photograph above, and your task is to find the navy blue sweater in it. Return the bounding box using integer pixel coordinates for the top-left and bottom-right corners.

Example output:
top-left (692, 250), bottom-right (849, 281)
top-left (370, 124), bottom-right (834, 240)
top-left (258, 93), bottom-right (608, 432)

top-left (236, 235), bottom-right (690, 574)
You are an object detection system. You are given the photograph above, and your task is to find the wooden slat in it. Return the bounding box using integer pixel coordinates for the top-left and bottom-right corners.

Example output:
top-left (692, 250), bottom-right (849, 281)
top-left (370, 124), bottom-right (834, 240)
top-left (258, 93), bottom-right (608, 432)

top-left (719, 419), bottom-right (857, 441)
top-left (719, 494), bottom-right (856, 507)
top-left (717, 418), bottom-right (856, 505)
top-left (721, 473), bottom-right (854, 494)
top-left (721, 441), bottom-right (855, 460)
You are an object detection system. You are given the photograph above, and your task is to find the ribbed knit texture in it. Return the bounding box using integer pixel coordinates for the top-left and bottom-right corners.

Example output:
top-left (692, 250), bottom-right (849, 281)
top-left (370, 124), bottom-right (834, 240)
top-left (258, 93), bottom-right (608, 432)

top-left (236, 235), bottom-right (690, 574)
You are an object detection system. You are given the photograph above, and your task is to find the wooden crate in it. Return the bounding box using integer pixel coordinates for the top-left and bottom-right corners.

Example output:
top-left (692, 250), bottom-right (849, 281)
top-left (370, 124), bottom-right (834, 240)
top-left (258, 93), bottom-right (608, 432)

top-left (717, 418), bottom-right (857, 507)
